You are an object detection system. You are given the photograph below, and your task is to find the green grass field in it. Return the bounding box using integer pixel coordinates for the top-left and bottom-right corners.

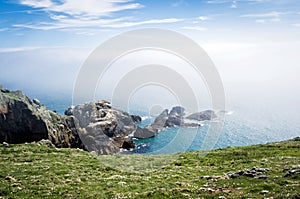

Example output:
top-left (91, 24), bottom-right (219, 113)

top-left (1, 138), bottom-right (299, 198)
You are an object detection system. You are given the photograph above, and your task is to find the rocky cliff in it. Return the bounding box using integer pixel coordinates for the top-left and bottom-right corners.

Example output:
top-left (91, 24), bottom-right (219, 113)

top-left (0, 88), bottom-right (82, 148)
top-left (0, 87), bottom-right (137, 154)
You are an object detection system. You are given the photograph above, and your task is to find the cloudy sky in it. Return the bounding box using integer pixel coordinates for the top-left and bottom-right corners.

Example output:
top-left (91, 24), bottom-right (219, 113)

top-left (0, 0), bottom-right (300, 115)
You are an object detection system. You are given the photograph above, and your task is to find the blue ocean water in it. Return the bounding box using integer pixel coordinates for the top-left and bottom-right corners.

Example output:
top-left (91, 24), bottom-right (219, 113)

top-left (39, 95), bottom-right (300, 154)
top-left (131, 113), bottom-right (280, 154)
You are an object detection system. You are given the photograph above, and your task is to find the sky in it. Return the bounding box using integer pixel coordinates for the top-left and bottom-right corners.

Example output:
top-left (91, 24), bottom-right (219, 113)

top-left (0, 0), bottom-right (300, 117)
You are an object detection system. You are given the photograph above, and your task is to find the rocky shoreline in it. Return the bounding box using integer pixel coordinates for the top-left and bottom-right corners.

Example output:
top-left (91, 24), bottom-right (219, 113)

top-left (0, 86), bottom-right (218, 155)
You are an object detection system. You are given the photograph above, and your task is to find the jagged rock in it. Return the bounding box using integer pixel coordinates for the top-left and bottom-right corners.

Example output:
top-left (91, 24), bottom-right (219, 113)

top-left (32, 98), bottom-right (42, 106)
top-left (121, 138), bottom-right (135, 149)
top-left (0, 88), bottom-right (82, 149)
top-left (165, 106), bottom-right (185, 127)
top-left (152, 109), bottom-right (169, 130)
top-left (64, 106), bottom-right (73, 116)
top-left (133, 107), bottom-right (215, 140)
top-left (112, 136), bottom-right (135, 149)
top-left (134, 126), bottom-right (157, 139)
top-left (0, 89), bottom-right (49, 143)
top-left (131, 115), bottom-right (142, 123)
top-left (69, 100), bottom-right (137, 155)
top-left (186, 110), bottom-right (217, 121)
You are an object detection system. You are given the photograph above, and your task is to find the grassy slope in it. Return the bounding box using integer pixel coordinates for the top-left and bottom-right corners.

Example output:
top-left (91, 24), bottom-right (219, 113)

top-left (0, 138), bottom-right (299, 199)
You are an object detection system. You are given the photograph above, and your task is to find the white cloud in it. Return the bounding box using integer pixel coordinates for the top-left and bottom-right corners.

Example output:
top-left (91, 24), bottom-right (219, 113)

top-left (189, 16), bottom-right (211, 24)
top-left (21, 0), bottom-right (53, 8)
top-left (256, 18), bottom-right (280, 24)
top-left (20, 0), bottom-right (143, 17)
top-left (240, 11), bottom-right (285, 24)
top-left (0, 46), bottom-right (43, 53)
top-left (14, 17), bottom-right (184, 30)
top-left (231, 0), bottom-right (237, 8)
top-left (181, 26), bottom-right (207, 31)
top-left (0, 46), bottom-right (86, 53)
top-left (198, 16), bottom-right (209, 21)
top-left (240, 11), bottom-right (284, 18)
top-left (171, 0), bottom-right (188, 7)
top-left (103, 18), bottom-right (184, 28)
top-left (16, 0), bottom-right (184, 31)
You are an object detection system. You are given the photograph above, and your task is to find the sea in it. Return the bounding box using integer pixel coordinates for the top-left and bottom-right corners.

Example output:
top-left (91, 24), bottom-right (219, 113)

top-left (35, 93), bottom-right (300, 155)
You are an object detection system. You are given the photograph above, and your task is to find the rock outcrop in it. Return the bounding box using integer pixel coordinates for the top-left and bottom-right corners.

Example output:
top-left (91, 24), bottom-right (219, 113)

top-left (227, 167), bottom-right (270, 179)
top-left (0, 88), bottom-right (82, 148)
top-left (0, 87), bottom-right (136, 154)
top-left (186, 110), bottom-right (217, 121)
top-left (134, 126), bottom-right (158, 139)
top-left (133, 109), bottom-right (169, 139)
top-left (151, 106), bottom-right (216, 130)
top-left (133, 107), bottom-right (218, 139)
top-left (66, 100), bottom-right (136, 155)
top-left (165, 106), bottom-right (185, 127)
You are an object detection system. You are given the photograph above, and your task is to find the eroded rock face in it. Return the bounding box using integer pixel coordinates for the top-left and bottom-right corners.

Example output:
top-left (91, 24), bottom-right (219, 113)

top-left (152, 109), bottom-right (169, 130)
top-left (0, 88), bottom-right (82, 148)
top-left (0, 90), bottom-right (48, 143)
top-left (67, 100), bottom-right (136, 155)
top-left (165, 106), bottom-right (185, 127)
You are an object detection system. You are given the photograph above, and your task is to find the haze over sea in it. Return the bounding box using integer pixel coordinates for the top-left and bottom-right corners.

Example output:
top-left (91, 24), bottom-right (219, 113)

top-left (28, 91), bottom-right (299, 154)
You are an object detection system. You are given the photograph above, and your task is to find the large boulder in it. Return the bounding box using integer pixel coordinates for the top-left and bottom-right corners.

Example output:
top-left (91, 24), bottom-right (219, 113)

top-left (67, 100), bottom-right (136, 155)
top-left (0, 88), bottom-right (82, 148)
top-left (133, 109), bottom-right (167, 139)
top-left (134, 126), bottom-right (158, 139)
top-left (165, 106), bottom-right (185, 127)
top-left (152, 109), bottom-right (169, 130)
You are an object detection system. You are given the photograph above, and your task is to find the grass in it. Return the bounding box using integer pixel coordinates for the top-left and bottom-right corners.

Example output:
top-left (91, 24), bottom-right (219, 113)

top-left (0, 138), bottom-right (299, 198)
top-left (3, 92), bottom-right (22, 101)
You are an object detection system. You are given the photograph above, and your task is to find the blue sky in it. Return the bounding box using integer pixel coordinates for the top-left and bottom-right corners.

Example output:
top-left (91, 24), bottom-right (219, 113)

top-left (0, 0), bottom-right (300, 113)
top-left (0, 0), bottom-right (300, 48)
